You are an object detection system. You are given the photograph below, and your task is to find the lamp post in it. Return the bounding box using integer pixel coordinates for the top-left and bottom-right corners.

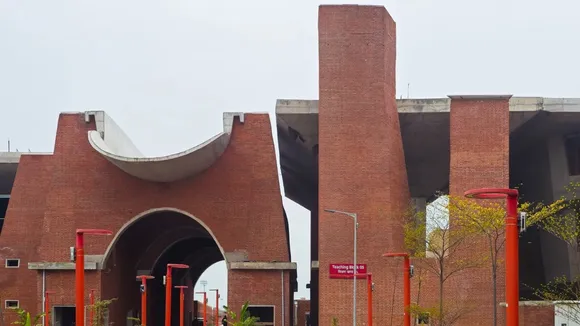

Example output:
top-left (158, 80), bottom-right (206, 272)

top-left (136, 275), bottom-right (155, 326)
top-left (324, 209), bottom-right (358, 326)
top-left (175, 286), bottom-right (188, 326)
top-left (383, 252), bottom-right (411, 326)
top-left (44, 290), bottom-right (55, 326)
top-left (210, 288), bottom-right (220, 325)
top-left (89, 289), bottom-right (96, 326)
top-left (165, 264), bottom-right (190, 326)
top-left (465, 188), bottom-right (519, 326)
top-left (196, 291), bottom-right (208, 326)
top-left (75, 229), bottom-right (113, 326)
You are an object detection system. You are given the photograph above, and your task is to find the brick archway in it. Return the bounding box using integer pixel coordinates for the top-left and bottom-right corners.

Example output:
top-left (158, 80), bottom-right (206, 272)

top-left (100, 208), bottom-right (225, 326)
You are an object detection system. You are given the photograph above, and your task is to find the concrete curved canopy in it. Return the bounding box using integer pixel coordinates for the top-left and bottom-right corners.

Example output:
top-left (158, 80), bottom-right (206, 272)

top-left (86, 111), bottom-right (244, 182)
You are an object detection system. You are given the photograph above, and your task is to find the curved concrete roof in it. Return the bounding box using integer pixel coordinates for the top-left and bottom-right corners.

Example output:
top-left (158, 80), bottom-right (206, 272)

top-left (86, 111), bottom-right (244, 182)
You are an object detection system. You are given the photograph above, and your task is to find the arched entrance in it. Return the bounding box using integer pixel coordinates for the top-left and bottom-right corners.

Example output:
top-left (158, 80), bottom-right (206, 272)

top-left (101, 208), bottom-right (226, 326)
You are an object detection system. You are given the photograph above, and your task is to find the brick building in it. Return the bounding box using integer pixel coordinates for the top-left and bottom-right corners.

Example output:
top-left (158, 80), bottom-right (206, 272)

top-left (0, 4), bottom-right (578, 326)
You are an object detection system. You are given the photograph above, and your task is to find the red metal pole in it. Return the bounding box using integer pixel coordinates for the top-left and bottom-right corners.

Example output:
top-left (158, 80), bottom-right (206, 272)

top-left (203, 292), bottom-right (207, 326)
top-left (210, 289), bottom-right (219, 326)
top-left (403, 256), bottom-right (411, 326)
top-left (165, 264), bottom-right (189, 326)
top-left (464, 188), bottom-right (520, 326)
top-left (367, 274), bottom-right (372, 326)
top-left (196, 292), bottom-right (207, 326)
top-left (137, 275), bottom-right (155, 326)
top-left (89, 289), bottom-right (95, 326)
top-left (383, 252), bottom-right (411, 326)
top-left (506, 194), bottom-right (519, 326)
top-left (175, 286), bottom-right (188, 326)
top-left (44, 291), bottom-right (55, 326)
top-left (75, 229), bottom-right (112, 326)
top-left (75, 232), bottom-right (85, 326)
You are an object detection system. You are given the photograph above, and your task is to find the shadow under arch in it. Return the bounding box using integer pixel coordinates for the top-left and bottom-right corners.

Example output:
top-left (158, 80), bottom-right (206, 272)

top-left (100, 207), bottom-right (227, 326)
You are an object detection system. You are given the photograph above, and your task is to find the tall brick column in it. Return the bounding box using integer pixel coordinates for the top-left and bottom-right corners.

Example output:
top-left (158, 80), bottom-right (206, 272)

top-left (318, 5), bottom-right (410, 325)
top-left (449, 95), bottom-right (511, 325)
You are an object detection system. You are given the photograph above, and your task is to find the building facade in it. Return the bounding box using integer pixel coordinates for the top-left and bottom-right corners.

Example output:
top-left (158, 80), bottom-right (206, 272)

top-left (1, 4), bottom-right (578, 326)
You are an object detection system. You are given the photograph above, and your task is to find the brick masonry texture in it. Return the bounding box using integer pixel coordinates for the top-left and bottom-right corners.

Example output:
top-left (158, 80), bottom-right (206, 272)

top-left (318, 5), bottom-right (410, 326)
top-left (448, 97), bottom-right (510, 325)
top-left (519, 304), bottom-right (554, 325)
top-left (0, 112), bottom-right (292, 326)
top-left (295, 299), bottom-right (309, 326)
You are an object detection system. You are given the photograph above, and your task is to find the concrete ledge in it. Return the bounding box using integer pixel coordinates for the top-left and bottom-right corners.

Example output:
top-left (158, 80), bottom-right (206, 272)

top-left (447, 94), bottom-right (513, 100)
top-left (28, 262), bottom-right (98, 270)
top-left (499, 301), bottom-right (554, 307)
top-left (229, 262), bottom-right (297, 270)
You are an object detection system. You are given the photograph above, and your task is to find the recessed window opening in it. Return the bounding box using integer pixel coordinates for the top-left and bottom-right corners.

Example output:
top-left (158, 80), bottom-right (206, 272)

top-left (5, 259), bottom-right (19, 268)
top-left (0, 194), bottom-right (9, 234)
top-left (5, 300), bottom-right (19, 309)
top-left (565, 134), bottom-right (580, 176)
top-left (247, 305), bottom-right (275, 326)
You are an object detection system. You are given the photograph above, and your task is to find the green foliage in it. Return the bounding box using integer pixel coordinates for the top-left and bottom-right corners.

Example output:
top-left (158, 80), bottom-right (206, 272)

top-left (9, 308), bottom-right (43, 326)
top-left (520, 182), bottom-right (580, 323)
top-left (331, 316), bottom-right (338, 326)
top-left (88, 297), bottom-right (116, 326)
top-left (222, 301), bottom-right (259, 326)
top-left (127, 316), bottom-right (142, 326)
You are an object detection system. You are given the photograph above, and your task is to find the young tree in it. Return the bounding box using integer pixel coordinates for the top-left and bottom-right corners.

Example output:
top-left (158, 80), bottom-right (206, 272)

top-left (522, 182), bottom-right (580, 322)
top-left (223, 302), bottom-right (259, 326)
top-left (404, 195), bottom-right (483, 326)
top-left (451, 195), bottom-right (567, 326)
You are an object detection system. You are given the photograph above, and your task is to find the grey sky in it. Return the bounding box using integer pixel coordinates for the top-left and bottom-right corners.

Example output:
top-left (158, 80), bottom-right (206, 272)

top-left (1, 0), bottom-right (579, 305)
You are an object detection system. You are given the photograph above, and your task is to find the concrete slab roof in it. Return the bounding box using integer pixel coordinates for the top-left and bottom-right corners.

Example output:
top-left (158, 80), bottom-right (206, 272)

top-left (276, 97), bottom-right (580, 206)
top-left (86, 111), bottom-right (245, 182)
top-left (0, 152), bottom-right (51, 194)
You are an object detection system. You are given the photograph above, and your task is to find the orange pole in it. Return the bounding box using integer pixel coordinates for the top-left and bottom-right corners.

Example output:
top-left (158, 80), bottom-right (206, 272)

top-left (165, 264), bottom-right (190, 326)
top-left (403, 256), bottom-right (411, 326)
top-left (210, 289), bottom-right (219, 326)
top-left (383, 253), bottom-right (411, 326)
top-left (204, 292), bottom-right (207, 326)
top-left (75, 229), bottom-right (112, 326)
top-left (506, 194), bottom-right (519, 326)
top-left (89, 289), bottom-right (95, 326)
top-left (196, 292), bottom-right (207, 326)
top-left (44, 291), bottom-right (55, 326)
top-left (464, 188), bottom-right (520, 326)
top-left (175, 286), bottom-right (188, 326)
top-left (367, 274), bottom-right (372, 326)
top-left (137, 275), bottom-right (155, 326)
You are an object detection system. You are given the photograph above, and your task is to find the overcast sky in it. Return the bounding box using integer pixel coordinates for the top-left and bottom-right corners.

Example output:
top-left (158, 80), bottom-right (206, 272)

top-left (2, 0), bottom-right (580, 305)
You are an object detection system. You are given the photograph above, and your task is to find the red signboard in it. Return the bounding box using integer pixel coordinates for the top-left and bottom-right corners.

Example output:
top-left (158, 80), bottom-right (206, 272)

top-left (329, 263), bottom-right (367, 279)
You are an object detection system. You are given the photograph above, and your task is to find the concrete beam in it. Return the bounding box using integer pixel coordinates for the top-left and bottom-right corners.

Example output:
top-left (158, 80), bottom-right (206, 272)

top-left (447, 95), bottom-right (513, 100)
top-left (28, 262), bottom-right (98, 270)
top-left (228, 262), bottom-right (297, 270)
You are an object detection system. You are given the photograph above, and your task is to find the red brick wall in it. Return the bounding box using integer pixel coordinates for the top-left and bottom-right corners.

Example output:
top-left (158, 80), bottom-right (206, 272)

top-left (0, 112), bottom-right (291, 325)
top-left (0, 154), bottom-right (54, 324)
top-left (318, 5), bottom-right (410, 326)
top-left (448, 96), bottom-right (511, 325)
top-left (295, 299), bottom-right (309, 326)
top-left (517, 303), bottom-right (554, 326)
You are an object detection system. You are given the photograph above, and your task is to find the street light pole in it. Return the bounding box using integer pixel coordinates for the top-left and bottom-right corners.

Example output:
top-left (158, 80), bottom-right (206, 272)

top-left (175, 286), bottom-right (188, 326)
top-left (196, 291), bottom-right (208, 326)
top-left (210, 288), bottom-right (220, 325)
top-left (75, 229), bottom-right (113, 326)
top-left (465, 188), bottom-right (520, 326)
top-left (324, 209), bottom-right (358, 326)
top-left (136, 275), bottom-right (155, 326)
top-left (383, 252), bottom-right (411, 326)
top-left (165, 264), bottom-right (190, 326)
